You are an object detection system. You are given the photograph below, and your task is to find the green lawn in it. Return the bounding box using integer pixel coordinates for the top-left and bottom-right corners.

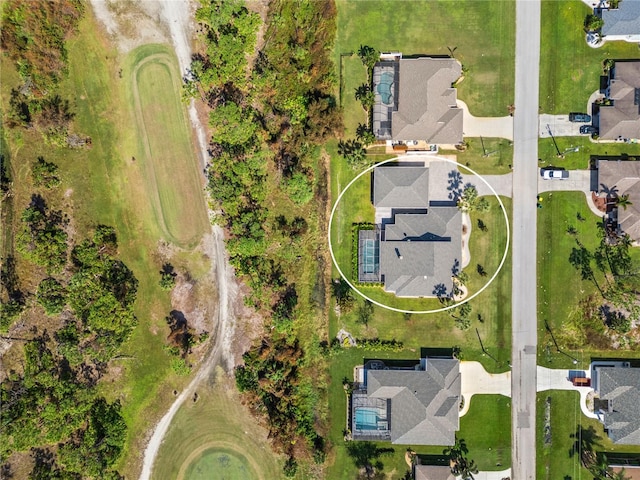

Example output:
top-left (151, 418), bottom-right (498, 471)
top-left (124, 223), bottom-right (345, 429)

top-left (537, 391), bottom-right (640, 479)
top-left (335, 0), bottom-right (515, 117)
top-left (540, 0), bottom-right (640, 114)
top-left (461, 395), bottom-right (511, 470)
top-left (538, 137), bottom-right (640, 170)
top-left (440, 138), bottom-right (514, 175)
top-left (340, 55), bottom-right (369, 136)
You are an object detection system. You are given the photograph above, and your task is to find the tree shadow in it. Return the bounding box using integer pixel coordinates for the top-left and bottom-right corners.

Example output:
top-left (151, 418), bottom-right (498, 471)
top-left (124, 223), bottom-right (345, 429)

top-left (569, 424), bottom-right (602, 459)
top-left (346, 442), bottom-right (395, 479)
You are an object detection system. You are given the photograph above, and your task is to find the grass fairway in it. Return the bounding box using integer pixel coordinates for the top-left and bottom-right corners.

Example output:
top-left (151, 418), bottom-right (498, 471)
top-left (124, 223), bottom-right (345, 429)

top-left (335, 0), bottom-right (515, 117)
top-left (537, 391), bottom-right (640, 479)
top-left (125, 45), bottom-right (209, 248)
top-left (152, 368), bottom-right (283, 480)
top-left (540, 0), bottom-right (640, 114)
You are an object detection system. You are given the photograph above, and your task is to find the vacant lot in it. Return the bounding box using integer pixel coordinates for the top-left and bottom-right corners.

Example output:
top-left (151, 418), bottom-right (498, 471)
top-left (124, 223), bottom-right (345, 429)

top-left (335, 0), bottom-right (515, 117)
top-left (125, 45), bottom-right (209, 248)
top-left (538, 138), bottom-right (640, 170)
top-left (152, 368), bottom-right (283, 480)
top-left (540, 0), bottom-right (640, 114)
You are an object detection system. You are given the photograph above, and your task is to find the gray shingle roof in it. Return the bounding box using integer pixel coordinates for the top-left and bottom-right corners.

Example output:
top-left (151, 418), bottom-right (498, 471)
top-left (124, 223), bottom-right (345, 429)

top-left (599, 61), bottom-right (640, 140)
top-left (597, 160), bottom-right (640, 241)
top-left (597, 366), bottom-right (640, 444)
top-left (392, 58), bottom-right (463, 144)
top-left (602, 0), bottom-right (640, 36)
top-left (379, 208), bottom-right (461, 297)
top-left (374, 167), bottom-right (430, 208)
top-left (414, 465), bottom-right (455, 480)
top-left (366, 358), bottom-right (461, 446)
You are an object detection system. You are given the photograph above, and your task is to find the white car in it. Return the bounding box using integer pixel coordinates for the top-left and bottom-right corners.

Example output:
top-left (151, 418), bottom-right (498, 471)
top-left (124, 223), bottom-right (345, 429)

top-left (540, 168), bottom-right (569, 180)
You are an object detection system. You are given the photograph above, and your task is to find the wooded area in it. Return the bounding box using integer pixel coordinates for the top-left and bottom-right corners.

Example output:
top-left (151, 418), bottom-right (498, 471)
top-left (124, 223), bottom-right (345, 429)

top-left (0, 2), bottom-right (135, 477)
top-left (185, 0), bottom-right (341, 475)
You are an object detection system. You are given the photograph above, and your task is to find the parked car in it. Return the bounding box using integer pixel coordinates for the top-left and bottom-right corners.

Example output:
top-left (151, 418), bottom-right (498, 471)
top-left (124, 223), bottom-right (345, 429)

top-left (540, 168), bottom-right (569, 179)
top-left (569, 113), bottom-right (592, 123)
top-left (579, 125), bottom-right (598, 135)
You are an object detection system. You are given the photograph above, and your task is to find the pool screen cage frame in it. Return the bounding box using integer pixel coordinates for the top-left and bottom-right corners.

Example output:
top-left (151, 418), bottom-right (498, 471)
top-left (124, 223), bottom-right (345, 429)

top-left (350, 393), bottom-right (391, 441)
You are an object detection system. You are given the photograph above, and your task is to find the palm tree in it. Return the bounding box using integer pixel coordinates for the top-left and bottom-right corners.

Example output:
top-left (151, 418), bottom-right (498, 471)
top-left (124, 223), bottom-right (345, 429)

top-left (616, 194), bottom-right (633, 210)
top-left (444, 438), bottom-right (478, 480)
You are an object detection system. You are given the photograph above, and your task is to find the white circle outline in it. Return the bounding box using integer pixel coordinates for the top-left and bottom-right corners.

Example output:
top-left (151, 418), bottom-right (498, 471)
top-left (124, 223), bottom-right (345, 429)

top-left (328, 155), bottom-right (510, 314)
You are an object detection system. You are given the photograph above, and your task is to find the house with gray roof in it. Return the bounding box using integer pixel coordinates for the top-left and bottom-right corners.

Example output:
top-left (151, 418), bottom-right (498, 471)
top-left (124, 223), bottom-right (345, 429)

top-left (599, 61), bottom-right (640, 141)
top-left (358, 164), bottom-right (462, 298)
top-left (594, 365), bottom-right (640, 444)
top-left (350, 355), bottom-right (461, 446)
top-left (413, 465), bottom-right (455, 480)
top-left (601, 0), bottom-right (640, 43)
top-left (595, 159), bottom-right (640, 242)
top-left (372, 55), bottom-right (463, 146)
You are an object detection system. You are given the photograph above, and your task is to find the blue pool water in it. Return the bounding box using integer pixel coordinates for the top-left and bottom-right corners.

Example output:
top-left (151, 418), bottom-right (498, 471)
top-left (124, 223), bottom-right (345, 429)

top-left (377, 72), bottom-right (395, 105)
top-left (355, 408), bottom-right (380, 430)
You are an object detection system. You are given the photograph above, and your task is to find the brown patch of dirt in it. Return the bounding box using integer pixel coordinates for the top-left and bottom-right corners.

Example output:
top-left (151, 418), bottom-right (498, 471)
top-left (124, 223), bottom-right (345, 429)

top-left (228, 281), bottom-right (264, 368)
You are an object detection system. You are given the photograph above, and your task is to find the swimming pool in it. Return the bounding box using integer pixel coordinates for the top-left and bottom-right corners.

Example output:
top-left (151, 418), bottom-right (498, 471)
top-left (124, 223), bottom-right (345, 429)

top-left (355, 407), bottom-right (382, 430)
top-left (376, 72), bottom-right (395, 105)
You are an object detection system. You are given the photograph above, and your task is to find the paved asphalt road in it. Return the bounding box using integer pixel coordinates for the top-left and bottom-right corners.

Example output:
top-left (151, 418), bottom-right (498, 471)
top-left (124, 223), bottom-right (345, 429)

top-left (512, 1), bottom-right (541, 478)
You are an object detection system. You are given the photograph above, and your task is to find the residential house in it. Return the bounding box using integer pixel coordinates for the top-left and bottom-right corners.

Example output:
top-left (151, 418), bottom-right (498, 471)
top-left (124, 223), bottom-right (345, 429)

top-left (413, 465), bottom-right (455, 480)
top-left (598, 61), bottom-right (640, 141)
top-left (601, 0), bottom-right (640, 43)
top-left (372, 55), bottom-right (463, 148)
top-left (593, 365), bottom-right (640, 444)
top-left (350, 354), bottom-right (461, 446)
top-left (357, 163), bottom-right (462, 298)
top-left (595, 159), bottom-right (640, 242)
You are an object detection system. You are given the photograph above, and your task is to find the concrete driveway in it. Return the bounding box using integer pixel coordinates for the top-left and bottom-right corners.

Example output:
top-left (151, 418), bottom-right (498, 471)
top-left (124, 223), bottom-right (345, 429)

top-left (539, 114), bottom-right (588, 138)
top-left (537, 169), bottom-right (592, 193)
top-left (462, 173), bottom-right (513, 198)
top-left (536, 366), bottom-right (598, 419)
top-left (458, 99), bottom-right (514, 141)
top-left (459, 361), bottom-right (511, 416)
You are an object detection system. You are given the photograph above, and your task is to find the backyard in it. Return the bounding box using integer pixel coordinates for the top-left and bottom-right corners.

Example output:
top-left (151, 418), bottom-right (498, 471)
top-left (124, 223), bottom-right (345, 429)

top-left (540, 0), bottom-right (640, 114)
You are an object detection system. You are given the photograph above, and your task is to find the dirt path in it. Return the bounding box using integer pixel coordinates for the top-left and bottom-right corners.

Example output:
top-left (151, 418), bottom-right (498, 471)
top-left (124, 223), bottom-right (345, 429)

top-left (88, 1), bottom-right (240, 479)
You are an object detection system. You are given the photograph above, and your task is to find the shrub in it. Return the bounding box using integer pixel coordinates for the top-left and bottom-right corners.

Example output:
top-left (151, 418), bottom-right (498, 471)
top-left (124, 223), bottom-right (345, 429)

top-left (284, 171), bottom-right (314, 205)
top-left (36, 277), bottom-right (67, 315)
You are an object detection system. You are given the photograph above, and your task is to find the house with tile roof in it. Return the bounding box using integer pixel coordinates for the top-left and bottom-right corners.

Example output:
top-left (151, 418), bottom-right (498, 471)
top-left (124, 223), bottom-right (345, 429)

top-left (372, 55), bottom-right (463, 147)
top-left (358, 163), bottom-right (462, 298)
top-left (593, 365), bottom-right (640, 444)
top-left (601, 0), bottom-right (640, 43)
top-left (350, 354), bottom-right (461, 446)
top-left (599, 61), bottom-right (640, 141)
